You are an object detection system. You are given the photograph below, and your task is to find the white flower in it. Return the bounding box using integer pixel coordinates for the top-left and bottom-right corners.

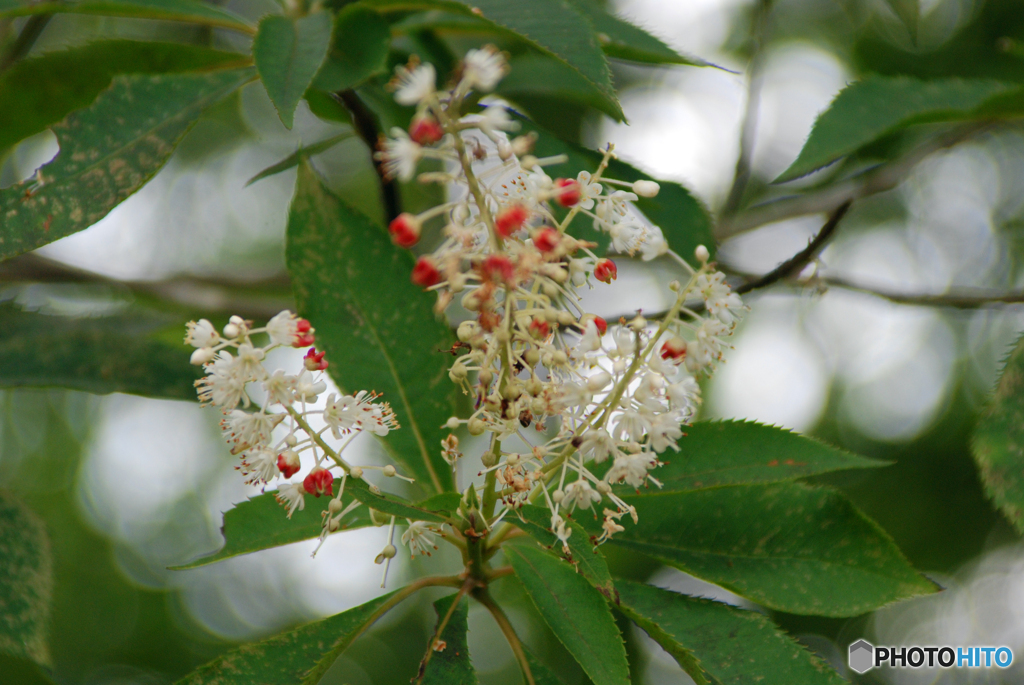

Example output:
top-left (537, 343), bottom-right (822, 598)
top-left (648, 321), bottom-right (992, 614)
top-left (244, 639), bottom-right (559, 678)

top-left (578, 319), bottom-right (603, 352)
top-left (402, 521), bottom-right (439, 557)
top-left (613, 409), bottom-right (651, 442)
top-left (586, 370), bottom-right (612, 393)
top-left (394, 62), bottom-right (436, 106)
top-left (380, 129), bottom-right (422, 182)
top-left (263, 370), bottom-right (295, 406)
top-left (185, 319), bottom-right (218, 348)
top-left (240, 447), bottom-right (279, 484)
top-left (667, 376), bottom-right (701, 413)
top-left (551, 513), bottom-right (572, 550)
top-left (598, 509), bottom-right (626, 543)
top-left (323, 393), bottom-right (360, 437)
top-left (220, 409), bottom-right (283, 449)
top-left (477, 102), bottom-right (519, 139)
top-left (293, 370), bottom-right (326, 402)
top-left (275, 482), bottom-right (306, 518)
top-left (266, 310), bottom-right (299, 346)
top-left (580, 428), bottom-right (616, 463)
top-left (463, 46), bottom-right (507, 91)
top-left (638, 225), bottom-right (669, 261)
top-left (554, 382), bottom-right (592, 412)
top-left (606, 453), bottom-right (656, 488)
top-left (236, 343), bottom-right (267, 381)
top-left (563, 479), bottom-right (601, 511)
top-left (649, 413), bottom-right (683, 453)
top-left (196, 352), bottom-right (246, 409)
top-left (697, 271), bottom-right (745, 326)
top-left (575, 171), bottom-right (603, 210)
top-left (609, 221), bottom-right (644, 254)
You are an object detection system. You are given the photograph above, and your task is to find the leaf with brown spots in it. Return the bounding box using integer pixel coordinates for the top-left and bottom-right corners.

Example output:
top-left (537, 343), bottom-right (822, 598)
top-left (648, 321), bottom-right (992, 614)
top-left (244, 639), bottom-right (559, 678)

top-left (0, 69), bottom-right (250, 262)
top-left (175, 590), bottom-right (397, 685)
top-left (0, 490), bottom-right (53, 670)
top-left (0, 304), bottom-right (199, 399)
top-left (585, 483), bottom-right (938, 616)
top-left (973, 332), bottom-right (1024, 533)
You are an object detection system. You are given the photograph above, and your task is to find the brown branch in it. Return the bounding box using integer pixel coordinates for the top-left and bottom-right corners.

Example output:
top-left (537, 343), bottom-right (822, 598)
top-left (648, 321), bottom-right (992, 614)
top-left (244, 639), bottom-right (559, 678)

top-left (414, 582), bottom-right (472, 684)
top-left (0, 253), bottom-right (293, 319)
top-left (474, 587), bottom-right (536, 685)
top-left (716, 123), bottom-right (989, 241)
top-left (732, 200), bottom-right (850, 296)
top-left (333, 89), bottom-right (402, 224)
top-left (815, 276), bottom-right (1024, 309)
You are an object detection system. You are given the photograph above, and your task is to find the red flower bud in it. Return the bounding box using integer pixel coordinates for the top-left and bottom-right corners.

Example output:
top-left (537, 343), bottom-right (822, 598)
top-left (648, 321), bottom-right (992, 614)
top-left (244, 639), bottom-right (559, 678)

top-left (495, 205), bottom-right (529, 238)
top-left (292, 319), bottom-right (315, 348)
top-left (412, 257), bottom-right (442, 288)
top-left (590, 315), bottom-right (608, 336)
top-left (303, 467), bottom-right (333, 497)
top-left (482, 254), bottom-right (515, 283)
top-left (534, 227), bottom-right (560, 252)
top-left (660, 337), bottom-right (687, 361)
top-left (277, 450), bottom-right (301, 478)
top-left (594, 258), bottom-right (617, 284)
top-left (409, 116), bottom-right (444, 145)
top-left (389, 213), bottom-right (421, 248)
top-left (303, 348), bottom-right (328, 371)
top-left (554, 178), bottom-right (581, 207)
top-left (529, 318), bottom-right (550, 339)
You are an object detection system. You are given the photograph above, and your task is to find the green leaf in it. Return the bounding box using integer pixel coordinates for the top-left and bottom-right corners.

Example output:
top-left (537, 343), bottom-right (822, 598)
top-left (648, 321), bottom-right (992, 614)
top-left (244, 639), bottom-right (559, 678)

top-left (365, 0), bottom-right (622, 121)
top-left (175, 590), bottom-right (397, 685)
top-left (524, 649), bottom-right (569, 685)
top-left (0, 305), bottom-right (198, 399)
top-left (973, 332), bottom-right (1024, 534)
top-left (497, 55), bottom-right (613, 114)
top-left (0, 0), bottom-right (253, 32)
top-left (598, 483), bottom-right (937, 616)
top-left (517, 116), bottom-right (715, 264)
top-left (0, 491), bottom-right (52, 669)
top-left (628, 420), bottom-right (888, 495)
top-left (311, 5), bottom-right (391, 92)
top-left (776, 76), bottom-right (1015, 182)
top-left (286, 161), bottom-right (459, 493)
top-left (254, 12), bottom-right (333, 129)
top-left (170, 478), bottom-right (372, 570)
top-left (346, 478), bottom-right (459, 523)
top-left (0, 39), bottom-right (246, 154)
top-left (511, 504), bottom-right (614, 595)
top-left (563, 0), bottom-right (709, 67)
top-left (305, 89), bottom-right (354, 125)
top-left (616, 580), bottom-right (845, 685)
top-left (246, 131), bottom-right (355, 186)
top-left (421, 594), bottom-right (477, 685)
top-left (0, 69), bottom-right (250, 262)
top-left (505, 544), bottom-right (629, 685)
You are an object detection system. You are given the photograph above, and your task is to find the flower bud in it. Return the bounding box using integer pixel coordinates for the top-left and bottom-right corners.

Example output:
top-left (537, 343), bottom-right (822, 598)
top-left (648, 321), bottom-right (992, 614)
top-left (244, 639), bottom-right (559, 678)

top-left (467, 418), bottom-right (486, 436)
top-left (552, 489), bottom-right (565, 503)
top-left (457, 320), bottom-right (480, 342)
top-left (554, 178), bottom-right (580, 206)
top-left (481, 451), bottom-right (497, 468)
top-left (587, 371), bottom-right (612, 392)
top-left (695, 245), bottom-right (710, 263)
top-left (223, 323), bottom-right (240, 339)
top-left (389, 213), bottom-right (421, 248)
top-left (449, 362), bottom-right (468, 382)
top-left (660, 338), bottom-right (687, 361)
top-left (409, 115), bottom-right (444, 145)
top-left (446, 417), bottom-right (461, 429)
top-left (495, 205), bottom-right (528, 238)
top-left (594, 259), bottom-right (617, 284)
top-left (190, 347), bottom-right (216, 365)
top-left (529, 318), bottom-right (550, 339)
top-left (329, 498), bottom-right (344, 514)
top-left (277, 450), bottom-right (301, 478)
top-left (524, 349), bottom-right (541, 367)
top-left (632, 180), bottom-right (660, 197)
top-left (533, 227), bottom-right (560, 252)
top-left (303, 467), bottom-right (333, 497)
top-left (412, 256), bottom-right (442, 288)
top-left (383, 465), bottom-right (396, 477)
top-left (481, 254), bottom-right (515, 283)
top-left (303, 348), bottom-right (328, 371)
top-left (349, 466), bottom-right (364, 479)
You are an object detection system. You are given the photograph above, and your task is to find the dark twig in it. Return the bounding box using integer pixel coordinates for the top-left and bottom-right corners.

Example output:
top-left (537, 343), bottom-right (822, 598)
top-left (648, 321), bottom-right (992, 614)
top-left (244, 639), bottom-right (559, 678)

top-left (733, 200), bottom-right (851, 296)
top-left (716, 123), bottom-right (989, 241)
top-left (0, 14), bottom-right (51, 72)
top-left (333, 89), bottom-right (402, 224)
top-left (814, 277), bottom-right (1024, 309)
top-left (0, 253), bottom-right (293, 319)
top-left (721, 0), bottom-right (773, 217)
top-left (474, 587), bottom-right (536, 685)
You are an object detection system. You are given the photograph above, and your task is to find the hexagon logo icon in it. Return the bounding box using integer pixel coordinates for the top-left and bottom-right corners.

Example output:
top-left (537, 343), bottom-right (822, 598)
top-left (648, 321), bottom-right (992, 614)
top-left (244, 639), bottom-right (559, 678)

top-left (849, 639), bottom-right (875, 674)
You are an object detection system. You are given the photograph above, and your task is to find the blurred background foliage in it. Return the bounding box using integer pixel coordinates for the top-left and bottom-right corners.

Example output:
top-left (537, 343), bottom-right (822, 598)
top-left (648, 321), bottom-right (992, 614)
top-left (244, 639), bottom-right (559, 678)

top-left (3, 0), bottom-right (1024, 683)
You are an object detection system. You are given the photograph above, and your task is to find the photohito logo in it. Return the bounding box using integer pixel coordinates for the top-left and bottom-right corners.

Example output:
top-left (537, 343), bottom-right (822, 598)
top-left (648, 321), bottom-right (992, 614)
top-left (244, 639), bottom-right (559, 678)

top-left (848, 640), bottom-right (1013, 674)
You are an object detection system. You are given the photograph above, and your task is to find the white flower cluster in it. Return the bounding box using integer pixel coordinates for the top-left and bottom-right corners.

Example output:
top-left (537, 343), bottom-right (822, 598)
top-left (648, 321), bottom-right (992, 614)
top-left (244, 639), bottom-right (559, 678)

top-left (377, 48), bottom-right (748, 548)
top-left (186, 311), bottom-right (439, 568)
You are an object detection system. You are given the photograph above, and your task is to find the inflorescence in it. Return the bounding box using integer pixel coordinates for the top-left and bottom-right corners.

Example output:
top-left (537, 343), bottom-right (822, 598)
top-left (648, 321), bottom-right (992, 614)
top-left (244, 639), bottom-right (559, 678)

top-left (186, 46), bottom-right (746, 583)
